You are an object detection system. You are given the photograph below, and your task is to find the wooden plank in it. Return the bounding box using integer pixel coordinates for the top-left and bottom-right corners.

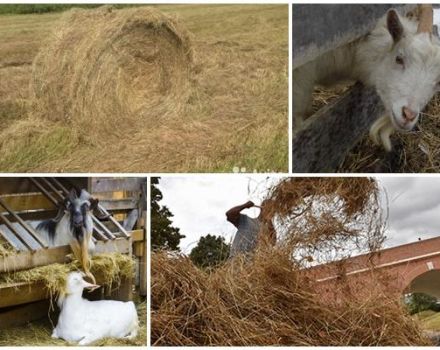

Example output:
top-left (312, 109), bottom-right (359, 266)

top-left (2, 209), bottom-right (58, 223)
top-left (292, 4), bottom-right (415, 69)
top-left (0, 300), bottom-right (50, 329)
top-left (0, 281), bottom-right (48, 308)
top-left (131, 229), bottom-right (144, 242)
top-left (0, 193), bottom-right (55, 213)
top-left (99, 198), bottom-right (138, 211)
top-left (292, 83), bottom-right (383, 173)
top-left (91, 178), bottom-right (147, 193)
top-left (95, 237), bottom-right (131, 254)
top-left (0, 234), bottom-right (135, 273)
top-left (0, 178), bottom-right (87, 196)
top-left (0, 246), bottom-right (70, 273)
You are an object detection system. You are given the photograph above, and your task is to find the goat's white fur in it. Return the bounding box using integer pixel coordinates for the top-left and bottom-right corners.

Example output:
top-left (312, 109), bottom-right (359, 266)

top-left (293, 8), bottom-right (440, 151)
top-left (52, 272), bottom-right (139, 345)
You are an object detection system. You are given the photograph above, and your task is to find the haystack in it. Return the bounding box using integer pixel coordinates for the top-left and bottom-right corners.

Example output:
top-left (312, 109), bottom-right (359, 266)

top-left (31, 5), bottom-right (193, 143)
top-left (151, 177), bottom-right (430, 346)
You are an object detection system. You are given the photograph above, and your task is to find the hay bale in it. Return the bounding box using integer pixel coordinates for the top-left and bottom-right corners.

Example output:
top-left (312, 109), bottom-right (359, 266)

top-left (31, 5), bottom-right (193, 143)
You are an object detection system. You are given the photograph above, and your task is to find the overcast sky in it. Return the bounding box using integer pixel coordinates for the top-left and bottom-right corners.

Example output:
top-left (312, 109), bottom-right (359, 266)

top-left (156, 176), bottom-right (440, 254)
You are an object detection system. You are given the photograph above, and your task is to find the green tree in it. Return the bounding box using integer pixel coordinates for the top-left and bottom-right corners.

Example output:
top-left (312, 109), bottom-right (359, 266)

top-left (151, 177), bottom-right (185, 251)
top-left (190, 234), bottom-right (230, 268)
top-left (406, 292), bottom-right (439, 315)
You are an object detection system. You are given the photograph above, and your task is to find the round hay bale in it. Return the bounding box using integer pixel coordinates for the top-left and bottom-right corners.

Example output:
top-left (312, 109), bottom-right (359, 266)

top-left (31, 5), bottom-right (193, 141)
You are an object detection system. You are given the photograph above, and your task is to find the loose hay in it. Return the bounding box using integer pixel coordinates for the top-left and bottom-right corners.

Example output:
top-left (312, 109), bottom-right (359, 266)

top-left (0, 240), bottom-right (15, 258)
top-left (310, 86), bottom-right (440, 173)
top-left (0, 253), bottom-right (134, 297)
top-left (151, 177), bottom-right (430, 346)
top-left (31, 5), bottom-right (193, 143)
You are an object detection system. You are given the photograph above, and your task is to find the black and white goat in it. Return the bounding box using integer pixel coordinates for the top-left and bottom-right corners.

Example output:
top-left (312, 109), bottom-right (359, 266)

top-left (36, 189), bottom-right (99, 282)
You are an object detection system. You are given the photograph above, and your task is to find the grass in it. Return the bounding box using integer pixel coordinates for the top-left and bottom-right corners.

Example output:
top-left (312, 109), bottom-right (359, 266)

top-left (0, 5), bottom-right (288, 172)
top-left (415, 311), bottom-right (440, 331)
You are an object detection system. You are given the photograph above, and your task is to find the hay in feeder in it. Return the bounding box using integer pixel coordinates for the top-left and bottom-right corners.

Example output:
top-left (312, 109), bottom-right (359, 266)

top-left (0, 253), bottom-right (134, 297)
top-left (31, 5), bottom-right (193, 144)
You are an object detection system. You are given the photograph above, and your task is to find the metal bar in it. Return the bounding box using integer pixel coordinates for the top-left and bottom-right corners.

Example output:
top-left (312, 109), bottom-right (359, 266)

top-left (0, 198), bottom-right (48, 248)
top-left (0, 212), bottom-right (34, 251)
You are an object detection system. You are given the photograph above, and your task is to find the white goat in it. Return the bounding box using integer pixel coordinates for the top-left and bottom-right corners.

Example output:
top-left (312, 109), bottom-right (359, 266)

top-left (293, 5), bottom-right (440, 151)
top-left (52, 272), bottom-right (139, 345)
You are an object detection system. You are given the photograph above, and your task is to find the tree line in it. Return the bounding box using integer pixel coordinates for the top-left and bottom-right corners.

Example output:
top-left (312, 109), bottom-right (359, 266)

top-left (151, 177), bottom-right (230, 268)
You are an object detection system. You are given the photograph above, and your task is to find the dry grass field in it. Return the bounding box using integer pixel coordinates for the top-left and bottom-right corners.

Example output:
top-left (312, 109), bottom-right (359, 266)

top-left (0, 5), bottom-right (288, 172)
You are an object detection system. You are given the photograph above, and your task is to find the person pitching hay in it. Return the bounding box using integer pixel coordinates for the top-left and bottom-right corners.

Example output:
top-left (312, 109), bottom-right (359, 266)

top-left (226, 200), bottom-right (275, 257)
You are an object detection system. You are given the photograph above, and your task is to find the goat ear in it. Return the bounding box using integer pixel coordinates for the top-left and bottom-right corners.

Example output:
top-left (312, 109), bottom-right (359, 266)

top-left (387, 10), bottom-right (404, 43)
top-left (89, 197), bottom-right (99, 210)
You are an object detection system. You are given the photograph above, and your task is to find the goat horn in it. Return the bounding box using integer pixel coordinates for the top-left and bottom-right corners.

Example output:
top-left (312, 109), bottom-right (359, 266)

top-left (417, 4), bottom-right (433, 34)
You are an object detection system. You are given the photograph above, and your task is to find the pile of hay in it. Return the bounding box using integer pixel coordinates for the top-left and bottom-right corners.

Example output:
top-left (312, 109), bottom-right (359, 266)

top-left (151, 250), bottom-right (429, 346)
top-left (31, 5), bottom-right (193, 143)
top-left (151, 177), bottom-right (430, 346)
top-left (0, 253), bottom-right (134, 297)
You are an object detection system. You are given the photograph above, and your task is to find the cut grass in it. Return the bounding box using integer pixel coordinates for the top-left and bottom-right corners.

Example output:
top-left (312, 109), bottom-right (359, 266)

top-left (416, 311), bottom-right (440, 331)
top-left (0, 5), bottom-right (288, 172)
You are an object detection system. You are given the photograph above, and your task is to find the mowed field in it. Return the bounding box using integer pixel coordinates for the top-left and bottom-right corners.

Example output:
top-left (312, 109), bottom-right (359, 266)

top-left (0, 5), bottom-right (288, 172)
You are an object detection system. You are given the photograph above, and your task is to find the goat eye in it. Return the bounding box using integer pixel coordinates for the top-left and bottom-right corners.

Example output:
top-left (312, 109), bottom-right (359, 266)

top-left (395, 55), bottom-right (404, 65)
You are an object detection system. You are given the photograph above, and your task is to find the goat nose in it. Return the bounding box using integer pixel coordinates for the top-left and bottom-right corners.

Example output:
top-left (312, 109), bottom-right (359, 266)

top-left (402, 106), bottom-right (417, 122)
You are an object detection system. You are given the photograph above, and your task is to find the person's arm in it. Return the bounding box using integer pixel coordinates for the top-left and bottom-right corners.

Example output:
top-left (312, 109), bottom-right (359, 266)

top-left (225, 200), bottom-right (254, 228)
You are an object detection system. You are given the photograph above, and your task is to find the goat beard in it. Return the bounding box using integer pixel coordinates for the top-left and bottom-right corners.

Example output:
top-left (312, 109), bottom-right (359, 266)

top-left (69, 229), bottom-right (96, 285)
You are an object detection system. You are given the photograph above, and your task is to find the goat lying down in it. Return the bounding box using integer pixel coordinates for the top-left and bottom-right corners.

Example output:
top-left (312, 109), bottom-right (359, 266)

top-left (293, 5), bottom-right (440, 151)
top-left (36, 189), bottom-right (99, 282)
top-left (53, 272), bottom-right (139, 345)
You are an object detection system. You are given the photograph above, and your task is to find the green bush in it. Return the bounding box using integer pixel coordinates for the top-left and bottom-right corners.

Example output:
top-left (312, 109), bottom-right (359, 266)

top-left (406, 293), bottom-right (439, 315)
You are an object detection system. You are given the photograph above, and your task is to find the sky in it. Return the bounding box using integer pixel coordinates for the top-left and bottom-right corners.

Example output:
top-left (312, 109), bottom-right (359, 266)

top-left (156, 176), bottom-right (440, 254)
